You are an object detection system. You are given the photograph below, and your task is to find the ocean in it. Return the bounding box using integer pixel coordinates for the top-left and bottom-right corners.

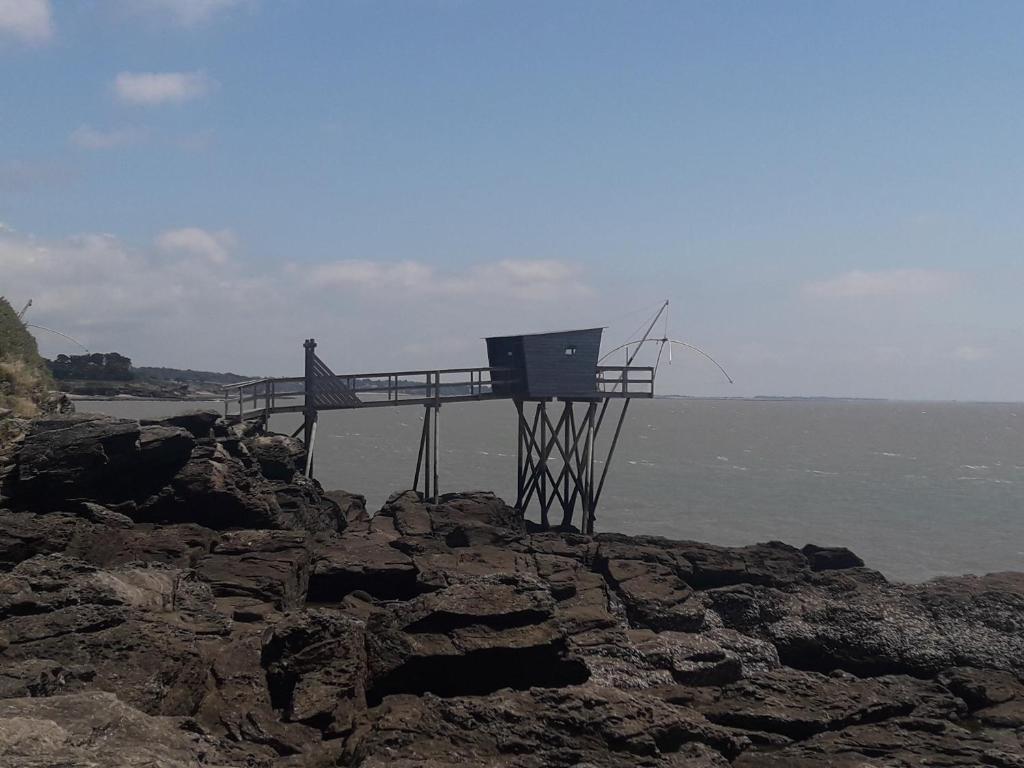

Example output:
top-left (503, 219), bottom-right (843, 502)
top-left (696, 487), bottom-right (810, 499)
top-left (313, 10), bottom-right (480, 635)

top-left (79, 397), bottom-right (1024, 583)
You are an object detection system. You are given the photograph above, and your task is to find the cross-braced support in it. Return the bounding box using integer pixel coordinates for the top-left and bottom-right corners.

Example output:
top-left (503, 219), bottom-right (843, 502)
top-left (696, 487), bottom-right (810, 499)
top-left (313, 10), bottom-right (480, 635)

top-left (413, 403), bottom-right (441, 502)
top-left (515, 398), bottom-right (627, 534)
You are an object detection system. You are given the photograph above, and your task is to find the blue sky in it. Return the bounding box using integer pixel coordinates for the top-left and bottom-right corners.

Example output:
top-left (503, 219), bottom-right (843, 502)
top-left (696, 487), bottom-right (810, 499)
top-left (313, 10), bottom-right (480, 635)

top-left (2, 0), bottom-right (1022, 400)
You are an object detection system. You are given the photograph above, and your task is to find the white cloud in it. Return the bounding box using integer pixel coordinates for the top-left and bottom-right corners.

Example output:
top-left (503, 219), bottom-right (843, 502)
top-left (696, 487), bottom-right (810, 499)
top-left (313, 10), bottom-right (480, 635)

top-left (114, 71), bottom-right (211, 105)
top-left (0, 0), bottom-right (52, 43)
top-left (70, 124), bottom-right (145, 150)
top-left (128, 0), bottom-right (247, 26)
top-left (308, 258), bottom-right (587, 300)
top-left (952, 345), bottom-right (992, 362)
top-left (0, 225), bottom-right (593, 374)
top-left (802, 269), bottom-right (961, 299)
top-left (155, 227), bottom-right (237, 265)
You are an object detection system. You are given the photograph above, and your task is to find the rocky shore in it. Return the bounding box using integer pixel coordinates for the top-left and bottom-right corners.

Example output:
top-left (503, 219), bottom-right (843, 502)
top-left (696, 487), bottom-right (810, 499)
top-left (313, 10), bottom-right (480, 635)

top-left (0, 411), bottom-right (1021, 766)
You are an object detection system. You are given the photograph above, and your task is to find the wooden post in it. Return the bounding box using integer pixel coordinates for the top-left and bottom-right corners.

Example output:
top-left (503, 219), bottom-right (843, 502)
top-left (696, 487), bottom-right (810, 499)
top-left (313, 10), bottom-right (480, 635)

top-left (515, 399), bottom-right (524, 508)
top-left (586, 401), bottom-right (596, 534)
top-left (303, 339), bottom-right (318, 478)
top-left (423, 405), bottom-right (432, 501)
top-left (538, 401), bottom-right (548, 528)
top-left (431, 403), bottom-right (440, 503)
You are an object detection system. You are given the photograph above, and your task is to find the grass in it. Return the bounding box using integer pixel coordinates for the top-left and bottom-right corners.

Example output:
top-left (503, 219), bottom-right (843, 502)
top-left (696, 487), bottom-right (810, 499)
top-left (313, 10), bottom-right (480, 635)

top-left (0, 297), bottom-right (53, 417)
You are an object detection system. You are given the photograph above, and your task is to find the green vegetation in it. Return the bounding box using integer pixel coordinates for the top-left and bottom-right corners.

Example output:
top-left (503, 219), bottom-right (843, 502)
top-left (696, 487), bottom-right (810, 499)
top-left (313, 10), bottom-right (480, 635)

top-left (0, 297), bottom-right (54, 417)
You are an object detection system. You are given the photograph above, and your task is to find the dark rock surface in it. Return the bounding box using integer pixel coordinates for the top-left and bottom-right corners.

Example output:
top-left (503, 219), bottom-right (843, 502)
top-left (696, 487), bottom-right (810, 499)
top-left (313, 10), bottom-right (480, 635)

top-left (0, 411), bottom-right (1022, 766)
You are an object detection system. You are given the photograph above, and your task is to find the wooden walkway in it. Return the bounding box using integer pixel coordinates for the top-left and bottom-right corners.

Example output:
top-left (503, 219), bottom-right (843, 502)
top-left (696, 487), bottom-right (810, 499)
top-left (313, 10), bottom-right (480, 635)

top-left (222, 364), bottom-right (653, 421)
top-left (221, 339), bottom-right (654, 533)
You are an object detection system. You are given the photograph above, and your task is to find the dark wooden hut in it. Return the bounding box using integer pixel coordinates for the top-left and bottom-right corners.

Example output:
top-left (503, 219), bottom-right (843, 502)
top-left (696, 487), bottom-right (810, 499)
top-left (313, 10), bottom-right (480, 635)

top-left (485, 328), bottom-right (603, 399)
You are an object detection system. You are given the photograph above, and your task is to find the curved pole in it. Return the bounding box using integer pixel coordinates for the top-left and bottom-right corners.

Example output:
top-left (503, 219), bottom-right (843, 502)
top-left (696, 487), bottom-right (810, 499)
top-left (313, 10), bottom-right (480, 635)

top-left (25, 324), bottom-right (90, 353)
top-left (601, 337), bottom-right (734, 384)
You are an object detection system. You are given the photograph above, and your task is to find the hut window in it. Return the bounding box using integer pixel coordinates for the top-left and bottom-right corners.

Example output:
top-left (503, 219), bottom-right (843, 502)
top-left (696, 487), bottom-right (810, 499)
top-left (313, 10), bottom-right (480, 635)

top-left (564, 345), bottom-right (577, 356)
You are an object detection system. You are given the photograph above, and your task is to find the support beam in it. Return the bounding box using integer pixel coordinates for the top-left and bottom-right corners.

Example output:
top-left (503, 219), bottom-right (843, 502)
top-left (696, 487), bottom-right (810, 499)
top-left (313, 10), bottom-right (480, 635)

top-left (303, 338), bottom-right (318, 477)
top-left (514, 397), bottom-right (629, 533)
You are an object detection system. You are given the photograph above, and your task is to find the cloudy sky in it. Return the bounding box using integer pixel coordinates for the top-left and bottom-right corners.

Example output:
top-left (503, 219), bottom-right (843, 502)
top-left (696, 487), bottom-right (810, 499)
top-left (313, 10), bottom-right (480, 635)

top-left (2, 0), bottom-right (1022, 401)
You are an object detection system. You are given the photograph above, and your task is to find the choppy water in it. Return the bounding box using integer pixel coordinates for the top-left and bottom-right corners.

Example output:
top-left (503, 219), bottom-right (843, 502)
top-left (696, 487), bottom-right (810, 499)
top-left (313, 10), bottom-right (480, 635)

top-left (80, 398), bottom-right (1024, 582)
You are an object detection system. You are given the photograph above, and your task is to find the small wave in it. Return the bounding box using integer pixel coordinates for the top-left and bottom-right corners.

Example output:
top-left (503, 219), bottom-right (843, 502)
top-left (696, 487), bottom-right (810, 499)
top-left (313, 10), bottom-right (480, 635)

top-left (716, 456), bottom-right (729, 462)
top-left (960, 465), bottom-right (990, 471)
top-left (956, 476), bottom-right (1013, 484)
top-left (730, 465), bottom-right (749, 471)
top-left (805, 469), bottom-right (839, 476)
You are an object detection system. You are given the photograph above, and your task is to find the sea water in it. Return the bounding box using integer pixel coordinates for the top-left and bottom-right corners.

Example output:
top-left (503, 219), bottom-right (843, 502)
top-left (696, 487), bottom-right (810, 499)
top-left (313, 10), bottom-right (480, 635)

top-left (79, 398), bottom-right (1024, 582)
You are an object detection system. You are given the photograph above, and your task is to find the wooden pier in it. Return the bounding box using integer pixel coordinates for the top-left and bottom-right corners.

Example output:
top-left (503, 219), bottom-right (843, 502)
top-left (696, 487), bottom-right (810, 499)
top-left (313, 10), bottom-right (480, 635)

top-left (222, 333), bottom-right (654, 533)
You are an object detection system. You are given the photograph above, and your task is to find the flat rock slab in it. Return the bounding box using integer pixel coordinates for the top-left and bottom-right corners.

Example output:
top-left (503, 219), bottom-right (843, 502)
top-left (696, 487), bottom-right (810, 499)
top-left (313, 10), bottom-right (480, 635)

top-left (309, 532), bottom-right (419, 602)
top-left (0, 691), bottom-right (231, 767)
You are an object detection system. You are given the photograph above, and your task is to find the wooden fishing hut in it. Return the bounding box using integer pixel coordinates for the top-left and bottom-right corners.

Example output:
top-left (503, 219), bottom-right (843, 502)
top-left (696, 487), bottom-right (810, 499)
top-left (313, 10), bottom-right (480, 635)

top-left (222, 328), bottom-right (654, 533)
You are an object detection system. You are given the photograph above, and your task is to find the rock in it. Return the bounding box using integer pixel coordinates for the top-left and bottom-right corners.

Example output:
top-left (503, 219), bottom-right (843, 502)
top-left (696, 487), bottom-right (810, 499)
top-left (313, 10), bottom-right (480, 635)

top-left (272, 473), bottom-right (347, 533)
top-left (348, 685), bottom-right (746, 766)
top-left (309, 532), bottom-right (419, 602)
top-left (195, 529), bottom-right (311, 612)
top-left (599, 556), bottom-right (706, 632)
top-left (75, 500), bottom-right (135, 528)
top-left (629, 629), bottom-right (744, 686)
top-left (143, 409), bottom-right (220, 439)
top-left (137, 441), bottom-right (282, 528)
top-left (10, 414), bottom-right (141, 505)
top-left (0, 691), bottom-right (231, 767)
top-left (801, 543), bottom-right (865, 571)
top-left (365, 574), bottom-right (589, 703)
top-left (0, 510), bottom-right (217, 569)
top-left (0, 554), bottom-right (227, 715)
top-left (325, 489), bottom-right (369, 529)
top-left (196, 628), bottom-right (325, 764)
top-left (667, 668), bottom-right (961, 740)
top-left (765, 569), bottom-right (1024, 677)
top-left (377, 490), bottom-right (525, 545)
top-left (244, 434), bottom-right (306, 481)
top-left (733, 718), bottom-right (1024, 767)
top-left (262, 609), bottom-right (367, 737)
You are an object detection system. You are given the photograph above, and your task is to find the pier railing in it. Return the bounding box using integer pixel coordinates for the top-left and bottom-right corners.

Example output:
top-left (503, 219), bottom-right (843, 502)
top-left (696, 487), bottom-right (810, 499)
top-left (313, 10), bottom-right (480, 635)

top-left (222, 366), bottom-right (512, 421)
top-left (223, 364), bottom-right (655, 421)
top-left (596, 365), bottom-right (655, 397)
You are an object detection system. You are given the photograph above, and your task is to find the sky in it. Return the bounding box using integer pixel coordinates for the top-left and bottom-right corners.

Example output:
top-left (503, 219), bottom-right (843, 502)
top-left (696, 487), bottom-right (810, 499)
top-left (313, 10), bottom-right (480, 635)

top-left (1, 0), bottom-right (1023, 401)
